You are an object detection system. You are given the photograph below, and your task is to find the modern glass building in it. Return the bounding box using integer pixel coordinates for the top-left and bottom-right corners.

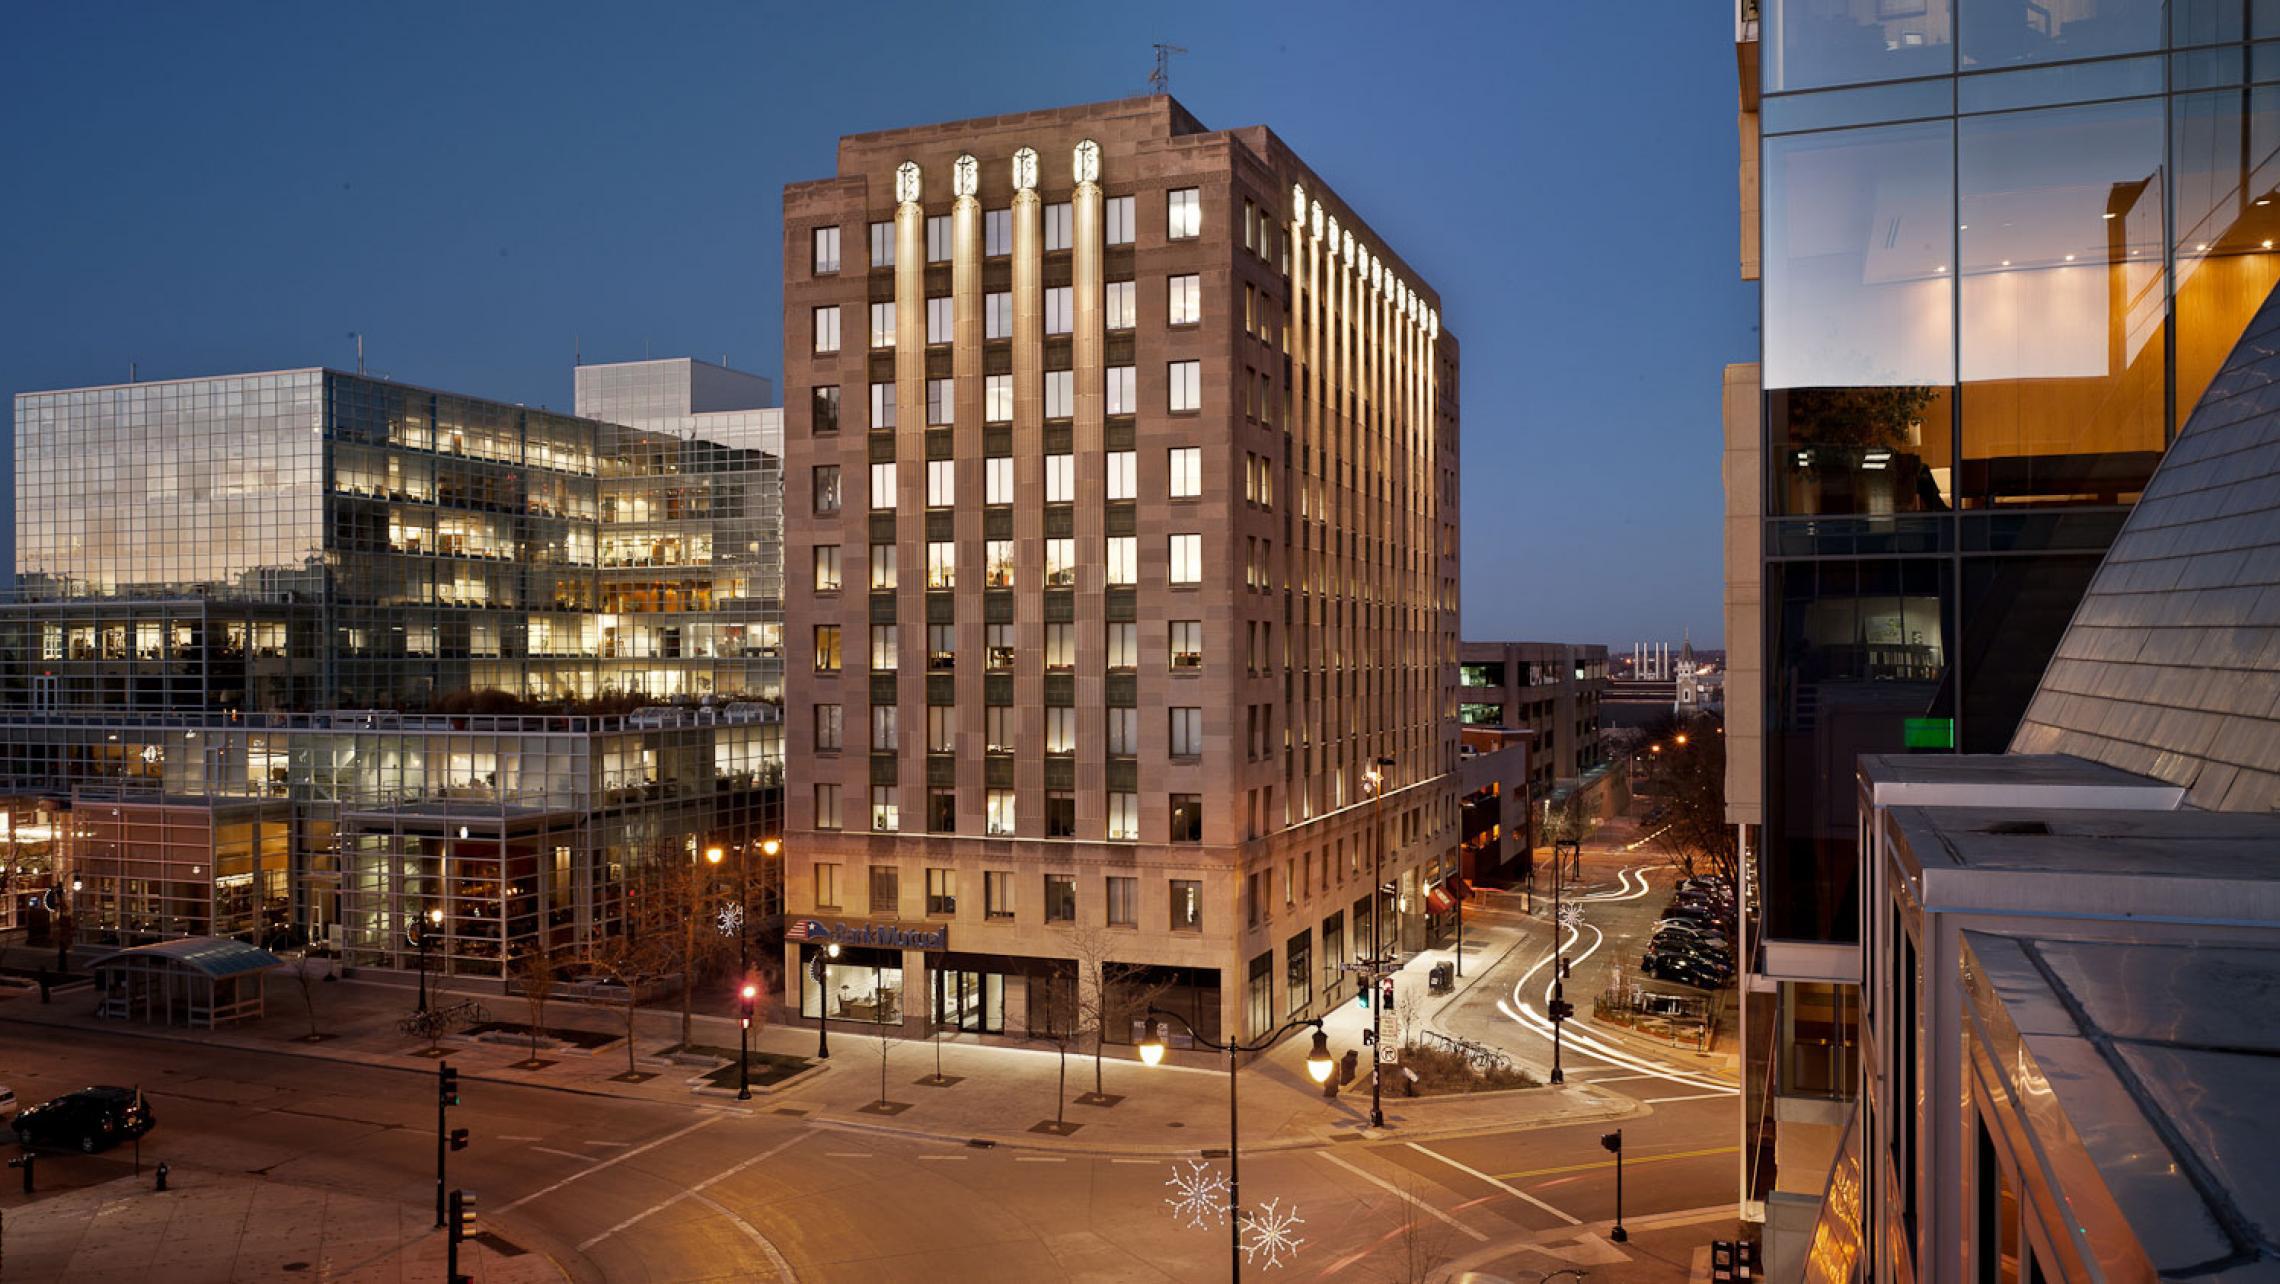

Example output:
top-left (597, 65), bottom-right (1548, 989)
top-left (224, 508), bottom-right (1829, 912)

top-left (1, 365), bottom-right (785, 972)
top-left (10, 367), bottom-right (783, 711)
top-left (1726, 0), bottom-right (2280, 1261)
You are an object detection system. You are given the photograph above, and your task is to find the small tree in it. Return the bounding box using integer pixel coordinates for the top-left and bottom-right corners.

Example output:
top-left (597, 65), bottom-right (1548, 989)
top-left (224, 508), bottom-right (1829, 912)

top-left (1060, 925), bottom-right (1177, 1101)
top-left (641, 845), bottom-right (737, 1050)
top-left (873, 1021), bottom-right (894, 1109)
top-left (1379, 1176), bottom-right (1455, 1283)
top-left (514, 938), bottom-right (560, 1063)
top-left (291, 949), bottom-right (323, 1041)
top-left (590, 863), bottom-right (681, 1076)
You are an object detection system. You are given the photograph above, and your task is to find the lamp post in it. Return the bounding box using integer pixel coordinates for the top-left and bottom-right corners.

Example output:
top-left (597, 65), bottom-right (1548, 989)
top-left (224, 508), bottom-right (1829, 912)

top-left (738, 982), bottom-right (758, 1100)
top-left (808, 941), bottom-right (840, 1059)
top-left (1139, 1012), bottom-right (1334, 1281)
top-left (1364, 753), bottom-right (1395, 1129)
top-left (411, 906), bottom-right (444, 1014)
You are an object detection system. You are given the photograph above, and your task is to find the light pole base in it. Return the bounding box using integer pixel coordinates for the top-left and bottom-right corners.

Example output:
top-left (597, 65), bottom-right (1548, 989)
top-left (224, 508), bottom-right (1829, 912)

top-left (1611, 1226), bottom-right (1628, 1243)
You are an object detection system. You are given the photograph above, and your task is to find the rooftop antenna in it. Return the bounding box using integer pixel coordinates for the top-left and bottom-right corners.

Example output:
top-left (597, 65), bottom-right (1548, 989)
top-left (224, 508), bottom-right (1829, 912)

top-left (348, 331), bottom-right (365, 375)
top-left (1150, 43), bottom-right (1187, 95)
top-left (129, 362), bottom-right (137, 384)
top-left (574, 334), bottom-right (582, 368)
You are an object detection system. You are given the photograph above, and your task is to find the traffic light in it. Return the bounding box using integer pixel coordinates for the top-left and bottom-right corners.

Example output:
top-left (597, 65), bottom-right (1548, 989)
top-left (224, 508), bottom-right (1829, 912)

top-left (1548, 998), bottom-right (1575, 1022)
top-left (449, 1188), bottom-right (479, 1242)
top-left (1380, 976), bottom-right (1395, 1008)
top-left (438, 1063), bottom-right (461, 1108)
top-left (449, 1127), bottom-right (469, 1153)
top-left (1710, 1239), bottom-right (1759, 1281)
top-left (1356, 985), bottom-right (1370, 1009)
top-left (1601, 1128), bottom-right (1622, 1154)
top-left (740, 982), bottom-right (758, 1029)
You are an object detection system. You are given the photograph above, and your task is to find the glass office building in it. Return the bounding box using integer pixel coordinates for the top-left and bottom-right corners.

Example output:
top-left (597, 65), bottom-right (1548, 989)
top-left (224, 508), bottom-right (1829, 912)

top-left (2, 366), bottom-right (785, 970)
top-left (1733, 0), bottom-right (2280, 1258)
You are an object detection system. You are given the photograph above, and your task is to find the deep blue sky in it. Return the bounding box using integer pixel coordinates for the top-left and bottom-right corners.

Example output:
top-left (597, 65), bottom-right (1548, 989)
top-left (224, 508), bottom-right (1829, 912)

top-left (0, 2), bottom-right (1753, 647)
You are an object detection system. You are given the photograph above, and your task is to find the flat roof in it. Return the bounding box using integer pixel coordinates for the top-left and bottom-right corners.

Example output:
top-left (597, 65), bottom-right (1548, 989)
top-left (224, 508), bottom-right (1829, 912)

top-left (1964, 931), bottom-right (2280, 1278)
top-left (1861, 753), bottom-right (2173, 790)
top-left (1896, 806), bottom-right (2280, 881)
top-left (92, 937), bottom-right (283, 979)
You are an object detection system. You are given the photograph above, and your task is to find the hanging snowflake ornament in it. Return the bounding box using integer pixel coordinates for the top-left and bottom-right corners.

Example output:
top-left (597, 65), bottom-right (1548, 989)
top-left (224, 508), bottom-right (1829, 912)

top-left (1241, 1197), bottom-right (1307, 1269)
top-left (715, 900), bottom-right (745, 938)
top-left (1163, 1159), bottom-right (1229, 1229)
top-left (1558, 903), bottom-right (1585, 930)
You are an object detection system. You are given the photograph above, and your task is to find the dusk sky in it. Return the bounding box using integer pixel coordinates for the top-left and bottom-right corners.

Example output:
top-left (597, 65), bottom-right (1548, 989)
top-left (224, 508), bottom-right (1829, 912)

top-left (0, 2), bottom-right (1754, 647)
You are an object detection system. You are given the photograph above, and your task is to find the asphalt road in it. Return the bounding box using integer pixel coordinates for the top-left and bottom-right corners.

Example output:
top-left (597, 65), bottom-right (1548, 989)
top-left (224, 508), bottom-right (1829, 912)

top-left (1, 1024), bottom-right (1739, 1282)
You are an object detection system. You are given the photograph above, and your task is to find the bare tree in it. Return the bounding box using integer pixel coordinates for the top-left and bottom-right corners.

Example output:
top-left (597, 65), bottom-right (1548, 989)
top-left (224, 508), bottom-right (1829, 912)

top-left (514, 937), bottom-right (560, 1064)
top-left (1059, 925), bottom-right (1180, 1101)
top-left (590, 863), bottom-right (681, 1076)
top-left (1641, 710), bottom-right (1739, 890)
top-left (291, 949), bottom-right (323, 1041)
top-left (873, 1021), bottom-right (894, 1109)
top-left (639, 845), bottom-right (736, 1051)
top-left (1378, 1176), bottom-right (1456, 1283)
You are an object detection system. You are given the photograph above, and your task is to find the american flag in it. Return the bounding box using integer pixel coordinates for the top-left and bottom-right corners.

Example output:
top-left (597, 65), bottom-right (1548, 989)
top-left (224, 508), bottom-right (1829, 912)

top-left (786, 919), bottom-right (815, 941)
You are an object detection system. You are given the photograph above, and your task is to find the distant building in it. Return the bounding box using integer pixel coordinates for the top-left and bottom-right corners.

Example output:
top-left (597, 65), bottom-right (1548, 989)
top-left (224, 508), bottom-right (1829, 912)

top-left (1458, 641), bottom-right (1611, 837)
top-left (778, 96), bottom-right (1462, 1047)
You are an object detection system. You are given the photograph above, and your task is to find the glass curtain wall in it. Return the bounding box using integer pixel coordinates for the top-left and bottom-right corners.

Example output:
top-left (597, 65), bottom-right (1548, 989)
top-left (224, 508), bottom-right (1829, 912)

top-left (1758, 0), bottom-right (2280, 943)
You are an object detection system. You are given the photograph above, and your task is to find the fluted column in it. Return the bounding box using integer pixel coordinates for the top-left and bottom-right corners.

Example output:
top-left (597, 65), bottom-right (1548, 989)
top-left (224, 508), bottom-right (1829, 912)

top-left (895, 172), bottom-right (925, 779)
top-left (1011, 183), bottom-right (1043, 833)
top-left (1070, 150), bottom-right (1105, 833)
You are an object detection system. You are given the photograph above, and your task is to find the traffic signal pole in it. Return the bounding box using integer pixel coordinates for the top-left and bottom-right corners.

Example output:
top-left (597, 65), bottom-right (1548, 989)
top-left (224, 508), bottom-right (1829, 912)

top-left (436, 1062), bottom-right (464, 1228)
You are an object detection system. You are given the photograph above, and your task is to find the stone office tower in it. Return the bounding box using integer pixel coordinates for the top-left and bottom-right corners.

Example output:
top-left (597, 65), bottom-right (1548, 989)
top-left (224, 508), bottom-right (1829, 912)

top-left (780, 96), bottom-right (1460, 1048)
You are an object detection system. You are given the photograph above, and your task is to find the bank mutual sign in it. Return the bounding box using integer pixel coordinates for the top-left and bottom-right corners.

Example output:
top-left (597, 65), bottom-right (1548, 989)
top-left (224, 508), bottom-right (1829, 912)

top-left (788, 917), bottom-right (948, 951)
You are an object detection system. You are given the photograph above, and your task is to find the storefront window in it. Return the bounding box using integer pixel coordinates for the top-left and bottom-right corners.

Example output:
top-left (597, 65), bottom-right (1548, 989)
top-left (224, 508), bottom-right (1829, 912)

top-left (1246, 951), bottom-right (1274, 1040)
top-left (1284, 931), bottom-right (1313, 1019)
top-left (933, 967), bottom-right (1004, 1034)
top-left (1960, 99), bottom-right (2166, 510)
top-left (1763, 0), bottom-right (1952, 93)
top-left (1765, 121), bottom-right (1956, 516)
top-left (799, 944), bottom-right (904, 1025)
top-left (1320, 912), bottom-right (1345, 1003)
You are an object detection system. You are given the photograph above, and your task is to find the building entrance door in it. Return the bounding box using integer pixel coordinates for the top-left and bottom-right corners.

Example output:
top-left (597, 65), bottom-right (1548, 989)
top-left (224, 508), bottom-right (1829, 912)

top-left (932, 968), bottom-right (1004, 1034)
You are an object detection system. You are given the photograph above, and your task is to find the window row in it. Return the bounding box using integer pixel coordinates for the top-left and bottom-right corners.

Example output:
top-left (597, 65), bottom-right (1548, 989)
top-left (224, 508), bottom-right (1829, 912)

top-left (834, 191), bottom-right (1193, 273)
top-left (812, 783), bottom-right (1204, 843)
top-left (804, 362), bottom-right (1202, 424)
top-left (812, 275), bottom-right (1201, 354)
top-left (810, 702), bottom-right (1224, 756)
top-left (811, 860), bottom-right (1202, 932)
top-left (808, 448), bottom-right (1202, 516)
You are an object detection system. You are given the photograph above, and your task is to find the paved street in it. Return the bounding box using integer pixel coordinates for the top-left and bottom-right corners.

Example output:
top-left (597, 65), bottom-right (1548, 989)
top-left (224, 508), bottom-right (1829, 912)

top-left (1, 1019), bottom-right (1738, 1281)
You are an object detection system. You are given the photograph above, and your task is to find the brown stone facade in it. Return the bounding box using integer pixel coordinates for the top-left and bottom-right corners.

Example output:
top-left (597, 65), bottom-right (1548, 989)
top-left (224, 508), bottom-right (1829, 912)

top-left (780, 96), bottom-right (1460, 1047)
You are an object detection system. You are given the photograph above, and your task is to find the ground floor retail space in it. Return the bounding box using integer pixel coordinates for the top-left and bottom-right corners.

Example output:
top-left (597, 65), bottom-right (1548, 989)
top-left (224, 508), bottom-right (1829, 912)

top-left (785, 940), bottom-right (1224, 1046)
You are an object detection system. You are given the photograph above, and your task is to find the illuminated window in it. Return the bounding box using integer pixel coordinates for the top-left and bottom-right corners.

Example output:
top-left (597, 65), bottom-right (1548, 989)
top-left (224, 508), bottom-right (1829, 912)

top-left (1106, 449), bottom-right (1135, 499)
top-left (1171, 620), bottom-right (1202, 669)
top-left (987, 790), bottom-right (1017, 837)
top-left (812, 544), bottom-right (841, 592)
top-left (984, 375), bottom-right (1013, 423)
top-left (1045, 286), bottom-right (1073, 336)
top-left (1107, 621), bottom-right (1138, 669)
top-left (1170, 707), bottom-right (1203, 758)
top-left (926, 458), bottom-right (955, 507)
top-left (1106, 367), bottom-right (1136, 416)
top-left (1044, 370), bottom-right (1075, 419)
top-left (1169, 447), bottom-right (1202, 498)
top-left (1106, 536), bottom-right (1136, 585)
top-left (1110, 793), bottom-right (1141, 843)
top-left (869, 461), bottom-right (896, 509)
top-left (1046, 538), bottom-right (1076, 587)
top-left (869, 301), bottom-right (896, 349)
top-left (812, 225), bottom-right (840, 274)
top-left (869, 382), bottom-right (896, 429)
top-left (1105, 195), bottom-right (1135, 246)
top-left (1167, 274), bottom-right (1201, 326)
top-left (812, 306), bottom-right (841, 354)
top-left (926, 541), bottom-right (955, 589)
top-left (869, 543), bottom-right (897, 590)
top-left (1168, 360), bottom-right (1201, 413)
top-left (1169, 533), bottom-right (1202, 585)
top-left (1167, 188), bottom-right (1200, 240)
top-left (1105, 280), bottom-right (1135, 330)
top-left (985, 456), bottom-right (1014, 505)
top-left (1044, 453), bottom-right (1075, 503)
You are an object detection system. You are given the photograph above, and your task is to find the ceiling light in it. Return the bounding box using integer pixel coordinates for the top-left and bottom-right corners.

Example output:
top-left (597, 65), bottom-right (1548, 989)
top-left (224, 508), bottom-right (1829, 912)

top-left (1935, 265), bottom-right (1948, 273)
top-left (2000, 259), bottom-right (2011, 267)
top-left (2197, 243), bottom-right (2210, 251)
top-left (2261, 199), bottom-right (2273, 206)
top-left (2102, 212), bottom-right (2118, 220)
top-left (2266, 239), bottom-right (2275, 249)
top-left (2064, 254), bottom-right (2076, 261)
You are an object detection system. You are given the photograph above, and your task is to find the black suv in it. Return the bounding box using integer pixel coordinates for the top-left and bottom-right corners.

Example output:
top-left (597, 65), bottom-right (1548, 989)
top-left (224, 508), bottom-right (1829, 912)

top-left (11, 1086), bottom-right (156, 1153)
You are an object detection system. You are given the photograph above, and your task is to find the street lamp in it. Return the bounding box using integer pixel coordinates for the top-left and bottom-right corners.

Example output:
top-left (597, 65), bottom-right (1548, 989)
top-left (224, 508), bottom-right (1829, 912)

top-left (808, 941), bottom-right (841, 1059)
top-left (1139, 1012), bottom-right (1333, 1281)
top-left (738, 982), bottom-right (759, 1100)
top-left (410, 906), bottom-right (444, 1014)
top-left (1363, 753), bottom-right (1396, 1128)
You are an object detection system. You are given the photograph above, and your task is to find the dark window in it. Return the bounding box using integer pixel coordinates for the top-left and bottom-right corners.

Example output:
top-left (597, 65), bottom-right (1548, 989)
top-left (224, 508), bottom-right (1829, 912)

top-left (1169, 794), bottom-right (1203, 843)
top-left (927, 788), bottom-right (956, 834)
top-left (812, 385), bottom-right (840, 434)
top-left (1047, 790), bottom-right (1076, 837)
top-left (1959, 555), bottom-right (2099, 753)
top-left (1044, 874), bottom-right (1076, 923)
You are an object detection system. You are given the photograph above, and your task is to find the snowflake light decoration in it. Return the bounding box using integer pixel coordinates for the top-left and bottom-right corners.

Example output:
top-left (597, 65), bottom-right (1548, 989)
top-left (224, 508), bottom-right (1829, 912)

top-left (1163, 1159), bottom-right (1229, 1229)
top-left (1241, 1197), bottom-right (1306, 1269)
top-left (715, 901), bottom-right (744, 938)
top-left (1558, 903), bottom-right (1585, 931)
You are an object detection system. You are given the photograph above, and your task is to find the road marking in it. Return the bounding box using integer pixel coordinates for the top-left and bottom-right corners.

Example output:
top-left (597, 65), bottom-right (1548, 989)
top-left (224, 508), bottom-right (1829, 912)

top-left (1620, 1202), bottom-right (1739, 1232)
top-left (690, 1187), bottom-right (798, 1281)
top-left (585, 1139), bottom-right (631, 1147)
top-left (1109, 1157), bottom-right (1159, 1165)
top-left (915, 1154), bottom-right (966, 1162)
top-left (499, 1134), bottom-right (542, 1142)
top-left (578, 1130), bottom-right (810, 1250)
top-left (1645, 1091), bottom-right (1736, 1103)
top-left (1317, 1150), bottom-right (1489, 1242)
top-left (1581, 1073), bottom-right (1658, 1084)
top-left (530, 1145), bottom-right (593, 1162)
top-left (1493, 1145), bottom-right (1737, 1181)
top-left (1405, 1142), bottom-right (1581, 1226)
top-left (823, 1151), bottom-right (873, 1158)
top-left (1013, 1156), bottom-right (1066, 1163)
top-left (502, 1115), bottom-right (721, 1214)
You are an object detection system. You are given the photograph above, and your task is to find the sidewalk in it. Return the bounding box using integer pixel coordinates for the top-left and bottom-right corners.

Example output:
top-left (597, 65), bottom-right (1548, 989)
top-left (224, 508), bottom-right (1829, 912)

top-left (0, 956), bottom-right (1635, 1157)
top-left (0, 1171), bottom-right (563, 1283)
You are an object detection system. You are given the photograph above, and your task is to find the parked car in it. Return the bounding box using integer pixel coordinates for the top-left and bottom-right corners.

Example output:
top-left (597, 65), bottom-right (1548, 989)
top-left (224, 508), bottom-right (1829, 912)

top-left (1642, 952), bottom-right (1731, 989)
top-left (1644, 940), bottom-right (1735, 979)
top-left (10, 1086), bottom-right (155, 1153)
top-left (1655, 912), bottom-right (1727, 936)
top-left (1653, 924), bottom-right (1732, 954)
